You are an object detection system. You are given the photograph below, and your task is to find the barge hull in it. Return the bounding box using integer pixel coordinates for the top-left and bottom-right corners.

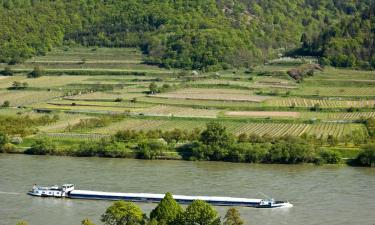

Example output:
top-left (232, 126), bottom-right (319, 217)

top-left (68, 190), bottom-right (262, 207)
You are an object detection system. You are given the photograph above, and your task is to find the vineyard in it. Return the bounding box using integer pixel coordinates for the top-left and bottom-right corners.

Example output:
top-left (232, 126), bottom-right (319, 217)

top-left (135, 105), bottom-right (219, 118)
top-left (301, 112), bottom-right (375, 121)
top-left (303, 123), bottom-right (367, 139)
top-left (266, 98), bottom-right (375, 108)
top-left (294, 87), bottom-right (375, 97)
top-left (154, 88), bottom-right (272, 102)
top-left (225, 111), bottom-right (300, 118)
top-left (83, 117), bottom-right (367, 140)
top-left (0, 90), bottom-right (63, 106)
top-left (1, 47), bottom-right (374, 151)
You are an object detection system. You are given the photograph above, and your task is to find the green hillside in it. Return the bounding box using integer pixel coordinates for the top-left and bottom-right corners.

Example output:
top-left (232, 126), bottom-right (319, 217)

top-left (0, 0), bottom-right (374, 70)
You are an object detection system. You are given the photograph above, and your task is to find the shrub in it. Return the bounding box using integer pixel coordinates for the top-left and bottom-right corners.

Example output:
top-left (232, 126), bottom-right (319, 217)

top-left (137, 139), bottom-right (167, 159)
top-left (355, 144), bottom-right (375, 167)
top-left (25, 138), bottom-right (57, 155)
top-left (2, 100), bottom-right (10, 107)
top-left (318, 149), bottom-right (342, 164)
top-left (2, 143), bottom-right (16, 153)
top-left (28, 66), bottom-right (44, 78)
top-left (2, 66), bottom-right (13, 76)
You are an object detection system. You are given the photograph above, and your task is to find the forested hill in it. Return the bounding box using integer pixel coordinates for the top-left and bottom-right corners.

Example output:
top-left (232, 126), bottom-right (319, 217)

top-left (0, 0), bottom-right (373, 70)
top-left (295, 2), bottom-right (375, 69)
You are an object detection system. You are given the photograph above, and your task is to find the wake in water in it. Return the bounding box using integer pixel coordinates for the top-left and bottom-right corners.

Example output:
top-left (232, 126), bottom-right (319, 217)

top-left (0, 191), bottom-right (22, 195)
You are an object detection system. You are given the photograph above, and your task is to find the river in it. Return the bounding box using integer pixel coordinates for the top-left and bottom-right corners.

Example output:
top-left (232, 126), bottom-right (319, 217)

top-left (0, 154), bottom-right (374, 225)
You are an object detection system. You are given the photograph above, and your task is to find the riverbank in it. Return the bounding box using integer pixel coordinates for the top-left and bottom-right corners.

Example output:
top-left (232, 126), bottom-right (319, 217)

top-left (2, 137), bottom-right (371, 167)
top-left (1, 119), bottom-right (374, 167)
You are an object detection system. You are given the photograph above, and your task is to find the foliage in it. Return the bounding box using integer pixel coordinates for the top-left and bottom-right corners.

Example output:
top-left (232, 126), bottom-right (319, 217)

top-left (75, 139), bottom-right (132, 158)
top-left (223, 208), bottom-right (244, 225)
top-left (200, 122), bottom-right (233, 148)
top-left (0, 132), bottom-right (9, 152)
top-left (294, 2), bottom-right (375, 69)
top-left (1, 1), bottom-right (373, 69)
top-left (15, 221), bottom-right (28, 225)
top-left (25, 138), bottom-right (57, 155)
top-left (81, 218), bottom-right (96, 225)
top-left (28, 66), bottom-right (44, 78)
top-left (318, 149), bottom-right (342, 164)
top-left (101, 201), bottom-right (145, 225)
top-left (365, 118), bottom-right (375, 137)
top-left (0, 115), bottom-right (58, 137)
top-left (287, 64), bottom-right (323, 81)
top-left (149, 82), bottom-right (158, 95)
top-left (1, 66), bottom-right (13, 75)
top-left (150, 192), bottom-right (183, 225)
top-left (355, 144), bottom-right (375, 167)
top-left (2, 100), bottom-right (10, 107)
top-left (181, 200), bottom-right (220, 225)
top-left (137, 139), bottom-right (167, 159)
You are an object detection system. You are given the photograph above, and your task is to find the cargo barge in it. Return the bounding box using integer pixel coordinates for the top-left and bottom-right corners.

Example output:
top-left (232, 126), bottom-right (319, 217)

top-left (28, 184), bottom-right (293, 208)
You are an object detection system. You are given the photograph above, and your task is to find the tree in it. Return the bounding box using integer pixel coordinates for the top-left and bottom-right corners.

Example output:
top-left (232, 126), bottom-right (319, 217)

top-left (0, 132), bottom-right (9, 148)
top-left (101, 201), bottom-right (145, 225)
top-left (137, 140), bottom-right (167, 159)
top-left (356, 144), bottom-right (375, 167)
top-left (150, 192), bottom-right (183, 224)
top-left (181, 200), bottom-right (220, 225)
top-left (2, 100), bottom-right (10, 107)
top-left (200, 122), bottom-right (232, 148)
top-left (25, 138), bottom-right (57, 155)
top-left (2, 66), bottom-right (13, 76)
top-left (300, 33), bottom-right (308, 48)
top-left (149, 82), bottom-right (158, 94)
top-left (28, 66), bottom-right (44, 78)
top-left (16, 221), bottom-right (28, 225)
top-left (81, 218), bottom-right (96, 225)
top-left (223, 208), bottom-right (244, 225)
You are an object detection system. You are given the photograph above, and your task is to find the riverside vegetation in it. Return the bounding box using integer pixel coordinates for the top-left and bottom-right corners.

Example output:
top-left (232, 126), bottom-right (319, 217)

top-left (16, 193), bottom-right (245, 225)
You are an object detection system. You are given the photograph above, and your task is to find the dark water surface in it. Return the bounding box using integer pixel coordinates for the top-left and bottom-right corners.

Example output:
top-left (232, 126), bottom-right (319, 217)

top-left (0, 154), bottom-right (374, 225)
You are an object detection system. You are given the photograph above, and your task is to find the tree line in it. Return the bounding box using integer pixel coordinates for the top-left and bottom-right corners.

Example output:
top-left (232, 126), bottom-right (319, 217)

top-left (7, 121), bottom-right (373, 167)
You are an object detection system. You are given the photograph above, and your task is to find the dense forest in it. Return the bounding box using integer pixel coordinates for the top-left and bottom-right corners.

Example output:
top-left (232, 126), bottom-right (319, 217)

top-left (0, 0), bottom-right (374, 70)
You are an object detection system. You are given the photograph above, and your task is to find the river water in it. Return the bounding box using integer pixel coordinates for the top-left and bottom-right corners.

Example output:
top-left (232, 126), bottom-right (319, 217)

top-left (0, 154), bottom-right (374, 225)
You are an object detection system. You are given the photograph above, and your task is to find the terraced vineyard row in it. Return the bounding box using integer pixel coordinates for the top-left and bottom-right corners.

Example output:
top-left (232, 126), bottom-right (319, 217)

top-left (304, 123), bottom-right (367, 139)
top-left (227, 123), bottom-right (308, 136)
top-left (302, 112), bottom-right (375, 121)
top-left (294, 87), bottom-right (375, 97)
top-left (0, 90), bottom-right (63, 106)
top-left (39, 132), bottom-right (110, 140)
top-left (136, 105), bottom-right (219, 118)
top-left (138, 97), bottom-right (259, 109)
top-left (86, 118), bottom-right (367, 139)
top-left (267, 98), bottom-right (375, 108)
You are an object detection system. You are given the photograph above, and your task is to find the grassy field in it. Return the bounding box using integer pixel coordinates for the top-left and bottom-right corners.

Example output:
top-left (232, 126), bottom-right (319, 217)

top-left (1, 47), bottom-right (374, 150)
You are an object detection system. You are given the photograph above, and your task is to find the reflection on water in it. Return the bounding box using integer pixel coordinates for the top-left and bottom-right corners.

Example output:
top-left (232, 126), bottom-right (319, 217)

top-left (0, 154), bottom-right (374, 225)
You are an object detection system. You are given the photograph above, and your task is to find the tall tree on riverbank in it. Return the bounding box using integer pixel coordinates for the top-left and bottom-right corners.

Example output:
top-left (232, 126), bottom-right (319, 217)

top-left (223, 208), bottom-right (244, 225)
top-left (150, 192), bottom-right (183, 225)
top-left (181, 200), bottom-right (221, 225)
top-left (101, 201), bottom-right (145, 225)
